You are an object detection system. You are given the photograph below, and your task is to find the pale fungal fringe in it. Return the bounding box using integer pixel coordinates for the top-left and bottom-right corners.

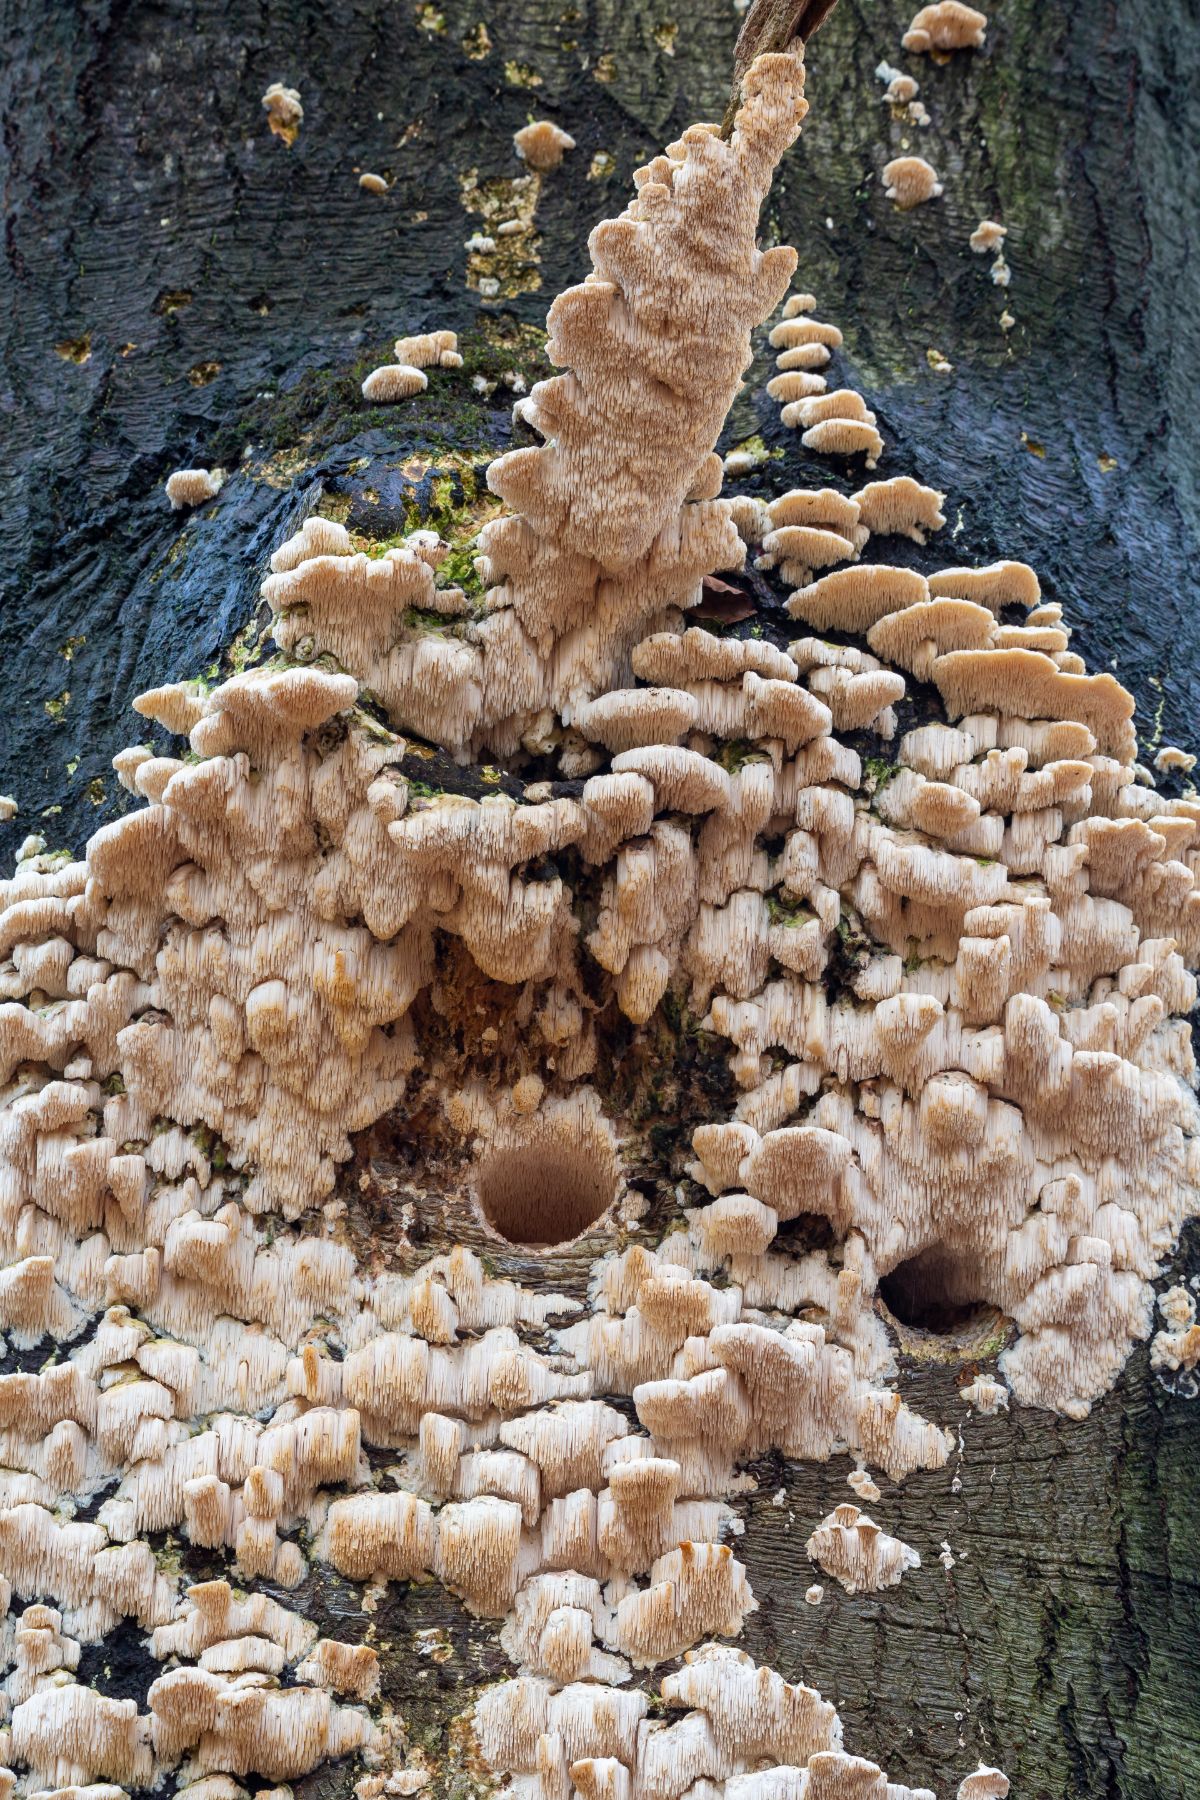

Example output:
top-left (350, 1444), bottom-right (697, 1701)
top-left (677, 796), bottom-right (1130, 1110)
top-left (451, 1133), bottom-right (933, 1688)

top-left (514, 122), bottom-right (577, 170)
top-left (882, 155), bottom-right (943, 209)
top-left (902, 2), bottom-right (988, 54)
top-left (261, 82), bottom-right (303, 144)
top-left (804, 1502), bottom-right (919, 1593)
top-left (165, 468), bottom-right (223, 510)
top-left (0, 26), bottom-right (1191, 1800)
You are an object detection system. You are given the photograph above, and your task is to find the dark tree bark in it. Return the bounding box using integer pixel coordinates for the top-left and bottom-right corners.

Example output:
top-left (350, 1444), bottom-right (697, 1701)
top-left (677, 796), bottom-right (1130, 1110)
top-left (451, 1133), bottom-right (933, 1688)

top-left (1, 2), bottom-right (1198, 1798)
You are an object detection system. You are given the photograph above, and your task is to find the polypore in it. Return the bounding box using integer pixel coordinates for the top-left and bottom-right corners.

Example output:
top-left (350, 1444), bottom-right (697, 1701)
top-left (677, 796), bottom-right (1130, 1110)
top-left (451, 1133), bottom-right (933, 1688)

top-left (903, 2), bottom-right (988, 53)
top-left (261, 82), bottom-right (303, 144)
top-left (514, 121), bottom-right (577, 170)
top-left (165, 468), bottom-right (224, 509)
top-left (0, 9), bottom-right (1196, 1800)
top-left (882, 155), bottom-right (943, 208)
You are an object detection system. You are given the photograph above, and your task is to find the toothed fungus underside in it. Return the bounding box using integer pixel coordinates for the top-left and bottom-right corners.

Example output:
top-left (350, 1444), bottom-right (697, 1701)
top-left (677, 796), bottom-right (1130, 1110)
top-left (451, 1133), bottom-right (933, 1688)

top-left (0, 33), bottom-right (1189, 1800)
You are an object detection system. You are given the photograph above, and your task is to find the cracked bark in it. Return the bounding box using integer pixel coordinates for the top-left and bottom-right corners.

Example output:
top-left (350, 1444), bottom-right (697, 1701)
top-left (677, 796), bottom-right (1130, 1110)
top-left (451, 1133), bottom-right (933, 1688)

top-left (0, 1), bottom-right (1197, 1797)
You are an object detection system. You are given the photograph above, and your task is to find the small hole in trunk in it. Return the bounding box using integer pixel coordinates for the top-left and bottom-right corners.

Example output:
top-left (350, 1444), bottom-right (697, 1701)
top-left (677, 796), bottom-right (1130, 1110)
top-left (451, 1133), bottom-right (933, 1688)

top-left (474, 1142), bottom-right (617, 1248)
top-left (879, 1246), bottom-right (987, 1336)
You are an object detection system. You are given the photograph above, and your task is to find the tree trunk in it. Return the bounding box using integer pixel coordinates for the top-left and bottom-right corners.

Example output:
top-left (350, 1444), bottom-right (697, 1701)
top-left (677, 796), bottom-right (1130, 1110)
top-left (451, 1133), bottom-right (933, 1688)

top-left (1, 1), bottom-right (1197, 1797)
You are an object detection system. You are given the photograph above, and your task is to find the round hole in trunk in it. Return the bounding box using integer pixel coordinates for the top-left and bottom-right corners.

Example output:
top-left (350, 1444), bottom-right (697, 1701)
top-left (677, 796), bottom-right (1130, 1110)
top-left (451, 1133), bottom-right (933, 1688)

top-left (474, 1141), bottom-right (617, 1248)
top-left (878, 1245), bottom-right (988, 1336)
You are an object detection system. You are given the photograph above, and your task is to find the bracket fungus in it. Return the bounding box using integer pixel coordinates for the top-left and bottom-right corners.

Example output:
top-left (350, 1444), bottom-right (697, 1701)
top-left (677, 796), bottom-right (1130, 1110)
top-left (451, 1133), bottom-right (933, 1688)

top-left (361, 365), bottom-right (428, 402)
top-left (882, 156), bottom-right (943, 209)
top-left (970, 219), bottom-right (1006, 254)
top-left (805, 1503), bottom-right (919, 1592)
top-left (0, 9), bottom-right (1196, 1800)
top-left (261, 82), bottom-right (303, 145)
top-left (165, 468), bottom-right (224, 510)
top-left (956, 1771), bottom-right (1009, 1800)
top-left (514, 122), bottom-right (577, 170)
top-left (902, 3), bottom-right (988, 53)
top-left (394, 330), bottom-right (462, 369)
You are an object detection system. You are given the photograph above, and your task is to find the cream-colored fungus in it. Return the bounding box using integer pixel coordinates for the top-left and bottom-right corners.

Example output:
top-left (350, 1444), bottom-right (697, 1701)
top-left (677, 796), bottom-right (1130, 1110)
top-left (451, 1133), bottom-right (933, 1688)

top-left (0, 20), bottom-right (1190, 1800)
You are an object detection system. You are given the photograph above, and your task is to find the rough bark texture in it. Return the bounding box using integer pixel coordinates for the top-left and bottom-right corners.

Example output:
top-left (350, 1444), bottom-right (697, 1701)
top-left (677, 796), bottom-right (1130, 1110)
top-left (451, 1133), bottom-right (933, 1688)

top-left (1, 1), bottom-right (1198, 1798)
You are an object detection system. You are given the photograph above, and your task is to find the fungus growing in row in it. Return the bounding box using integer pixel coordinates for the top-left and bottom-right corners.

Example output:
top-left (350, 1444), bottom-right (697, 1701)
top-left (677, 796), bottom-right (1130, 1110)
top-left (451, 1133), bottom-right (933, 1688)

top-left (763, 292), bottom-right (887, 457)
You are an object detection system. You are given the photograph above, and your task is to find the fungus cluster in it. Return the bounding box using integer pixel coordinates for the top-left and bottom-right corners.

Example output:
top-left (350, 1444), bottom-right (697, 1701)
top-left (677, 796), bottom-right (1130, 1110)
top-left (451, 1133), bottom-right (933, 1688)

top-left (362, 331), bottom-right (462, 402)
top-left (261, 82), bottom-right (303, 146)
top-left (0, 23), bottom-right (1189, 1800)
top-left (804, 1502), bottom-right (919, 1592)
top-left (763, 293), bottom-right (889, 464)
top-left (876, 63), bottom-right (930, 127)
top-left (475, 1640), bottom-right (988, 1800)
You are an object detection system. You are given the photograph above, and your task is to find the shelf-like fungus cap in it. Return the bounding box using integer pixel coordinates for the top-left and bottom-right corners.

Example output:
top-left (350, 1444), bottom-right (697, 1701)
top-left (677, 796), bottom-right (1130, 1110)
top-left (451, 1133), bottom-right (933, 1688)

top-left (970, 219), bottom-right (1007, 253)
top-left (165, 468), bottom-right (224, 510)
top-left (882, 156), bottom-right (943, 209)
top-left (932, 648), bottom-right (1137, 759)
top-left (852, 476), bottom-right (946, 542)
top-left (361, 364), bottom-right (428, 402)
top-left (787, 564), bottom-right (929, 632)
top-left (928, 561), bottom-right (1041, 611)
top-left (262, 82), bottom-right (303, 144)
top-left (799, 418), bottom-right (884, 467)
top-left (956, 1770), bottom-right (1010, 1800)
top-left (514, 121), bottom-right (577, 170)
top-left (903, 2), bottom-right (988, 53)
top-left (394, 330), bottom-right (461, 369)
